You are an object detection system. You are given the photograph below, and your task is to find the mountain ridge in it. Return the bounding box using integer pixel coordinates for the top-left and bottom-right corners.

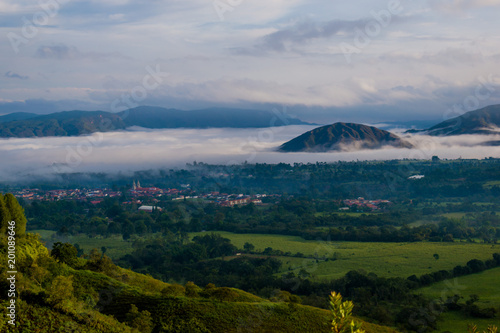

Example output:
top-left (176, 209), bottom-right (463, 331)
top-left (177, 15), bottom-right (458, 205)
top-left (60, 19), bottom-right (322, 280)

top-left (0, 106), bottom-right (310, 138)
top-left (409, 105), bottom-right (500, 136)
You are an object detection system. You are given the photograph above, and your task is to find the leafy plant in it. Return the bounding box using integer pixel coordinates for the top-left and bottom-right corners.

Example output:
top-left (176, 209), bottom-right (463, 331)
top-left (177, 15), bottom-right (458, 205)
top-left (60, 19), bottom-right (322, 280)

top-left (329, 291), bottom-right (365, 333)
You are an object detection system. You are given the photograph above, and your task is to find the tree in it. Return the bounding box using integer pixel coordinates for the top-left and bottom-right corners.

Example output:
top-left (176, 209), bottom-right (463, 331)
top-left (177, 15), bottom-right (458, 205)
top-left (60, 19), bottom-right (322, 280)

top-left (51, 242), bottom-right (79, 267)
top-left (244, 242), bottom-right (255, 253)
top-left (125, 304), bottom-right (153, 333)
top-left (4, 193), bottom-right (27, 236)
top-left (329, 291), bottom-right (365, 333)
top-left (47, 275), bottom-right (75, 309)
top-left (0, 194), bottom-right (11, 235)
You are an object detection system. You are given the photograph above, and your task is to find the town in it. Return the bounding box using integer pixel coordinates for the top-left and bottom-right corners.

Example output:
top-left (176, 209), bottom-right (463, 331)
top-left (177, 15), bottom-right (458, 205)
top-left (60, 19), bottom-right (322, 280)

top-left (12, 182), bottom-right (391, 212)
top-left (11, 181), bottom-right (269, 208)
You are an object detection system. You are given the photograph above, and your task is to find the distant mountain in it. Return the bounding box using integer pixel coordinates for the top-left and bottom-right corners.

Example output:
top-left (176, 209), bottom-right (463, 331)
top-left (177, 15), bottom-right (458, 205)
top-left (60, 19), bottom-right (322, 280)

top-left (0, 112), bottom-right (38, 123)
top-left (279, 122), bottom-right (413, 152)
top-left (0, 106), bottom-right (310, 138)
top-left (415, 105), bottom-right (500, 136)
top-left (119, 106), bottom-right (308, 128)
top-left (374, 119), bottom-right (440, 131)
top-left (0, 111), bottom-right (125, 138)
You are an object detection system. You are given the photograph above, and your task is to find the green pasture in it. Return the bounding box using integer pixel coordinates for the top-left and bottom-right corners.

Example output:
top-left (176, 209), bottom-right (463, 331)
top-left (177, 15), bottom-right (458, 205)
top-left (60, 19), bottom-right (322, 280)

top-left (439, 212), bottom-right (468, 219)
top-left (418, 267), bottom-right (500, 308)
top-left (30, 229), bottom-right (154, 260)
top-left (33, 229), bottom-right (500, 281)
top-left (314, 212), bottom-right (379, 217)
top-left (483, 180), bottom-right (500, 189)
top-left (418, 267), bottom-right (500, 331)
top-left (435, 311), bottom-right (500, 333)
top-left (191, 231), bottom-right (500, 280)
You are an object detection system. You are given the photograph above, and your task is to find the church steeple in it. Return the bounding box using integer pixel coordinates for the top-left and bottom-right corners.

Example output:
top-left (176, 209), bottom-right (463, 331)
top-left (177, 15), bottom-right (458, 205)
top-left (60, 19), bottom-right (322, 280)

top-left (133, 180), bottom-right (137, 190)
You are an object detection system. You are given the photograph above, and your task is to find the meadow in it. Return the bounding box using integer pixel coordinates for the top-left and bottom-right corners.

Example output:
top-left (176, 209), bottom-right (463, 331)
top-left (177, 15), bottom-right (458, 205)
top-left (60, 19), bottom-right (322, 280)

top-left (33, 229), bottom-right (500, 281)
top-left (418, 267), bottom-right (500, 308)
top-left (190, 231), bottom-right (499, 280)
top-left (418, 267), bottom-right (500, 332)
top-left (30, 229), bottom-right (161, 260)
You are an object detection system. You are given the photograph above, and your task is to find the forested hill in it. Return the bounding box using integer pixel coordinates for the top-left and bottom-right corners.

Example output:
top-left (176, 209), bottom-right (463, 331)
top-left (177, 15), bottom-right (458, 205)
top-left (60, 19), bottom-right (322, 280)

top-left (279, 122), bottom-right (413, 152)
top-left (409, 104), bottom-right (500, 136)
top-left (0, 194), bottom-right (395, 333)
top-left (0, 106), bottom-right (309, 138)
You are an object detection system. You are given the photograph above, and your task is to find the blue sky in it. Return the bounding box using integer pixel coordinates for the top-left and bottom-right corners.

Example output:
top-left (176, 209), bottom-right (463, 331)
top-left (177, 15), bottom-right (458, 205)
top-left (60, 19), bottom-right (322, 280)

top-left (1, 0), bottom-right (500, 123)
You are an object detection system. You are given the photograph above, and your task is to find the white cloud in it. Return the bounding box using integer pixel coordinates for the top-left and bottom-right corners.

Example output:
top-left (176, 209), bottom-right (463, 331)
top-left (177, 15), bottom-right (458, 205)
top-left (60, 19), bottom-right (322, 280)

top-left (0, 0), bottom-right (499, 124)
top-left (0, 127), bottom-right (499, 182)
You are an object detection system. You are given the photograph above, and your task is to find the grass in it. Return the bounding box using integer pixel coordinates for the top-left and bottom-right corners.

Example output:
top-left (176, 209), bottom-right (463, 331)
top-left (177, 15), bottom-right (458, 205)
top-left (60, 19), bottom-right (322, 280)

top-left (33, 229), bottom-right (500, 281)
top-left (435, 311), bottom-right (500, 333)
top-left (417, 268), bottom-right (500, 333)
top-left (483, 180), bottom-right (500, 189)
top-left (314, 212), bottom-right (379, 217)
top-left (30, 229), bottom-right (161, 260)
top-left (440, 212), bottom-right (468, 219)
top-left (418, 267), bottom-right (500, 308)
top-left (191, 231), bottom-right (500, 280)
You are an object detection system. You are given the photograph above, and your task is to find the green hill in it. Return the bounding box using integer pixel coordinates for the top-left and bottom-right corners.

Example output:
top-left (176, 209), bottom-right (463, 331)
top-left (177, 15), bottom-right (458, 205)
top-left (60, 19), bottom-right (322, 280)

top-left (0, 111), bottom-right (126, 138)
top-left (0, 194), bottom-right (397, 333)
top-left (279, 122), bottom-right (413, 152)
top-left (418, 104), bottom-right (500, 136)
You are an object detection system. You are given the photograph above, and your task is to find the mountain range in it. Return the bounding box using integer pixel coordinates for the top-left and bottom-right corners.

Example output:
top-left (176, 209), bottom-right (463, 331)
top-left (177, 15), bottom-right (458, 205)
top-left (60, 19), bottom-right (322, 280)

top-left (279, 105), bottom-right (500, 152)
top-left (0, 105), bottom-right (499, 153)
top-left (0, 106), bottom-right (309, 138)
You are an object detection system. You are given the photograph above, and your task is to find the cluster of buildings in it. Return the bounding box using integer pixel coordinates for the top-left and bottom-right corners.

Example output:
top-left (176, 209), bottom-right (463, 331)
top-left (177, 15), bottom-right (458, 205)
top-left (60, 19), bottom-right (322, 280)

top-left (12, 188), bottom-right (122, 202)
top-left (341, 197), bottom-right (391, 211)
top-left (11, 181), bottom-right (271, 209)
top-left (217, 194), bottom-right (264, 207)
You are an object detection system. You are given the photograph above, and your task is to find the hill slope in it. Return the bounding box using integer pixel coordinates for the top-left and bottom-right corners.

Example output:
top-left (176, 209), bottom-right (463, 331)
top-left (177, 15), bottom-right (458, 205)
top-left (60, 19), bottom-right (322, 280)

top-left (279, 122), bottom-right (413, 152)
top-left (419, 105), bottom-right (500, 136)
top-left (0, 112), bottom-right (38, 123)
top-left (0, 110), bottom-right (126, 138)
top-left (0, 194), bottom-right (397, 333)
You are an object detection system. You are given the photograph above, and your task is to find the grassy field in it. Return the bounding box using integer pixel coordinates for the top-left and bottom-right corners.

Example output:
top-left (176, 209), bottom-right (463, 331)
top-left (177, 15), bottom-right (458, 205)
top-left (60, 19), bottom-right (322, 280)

top-left (483, 180), bottom-right (500, 189)
top-left (32, 229), bottom-right (500, 281)
top-left (314, 212), bottom-right (380, 217)
top-left (435, 310), bottom-right (500, 332)
top-left (439, 212), bottom-right (468, 219)
top-left (30, 229), bottom-right (158, 260)
top-left (418, 267), bottom-right (500, 308)
top-left (416, 267), bottom-right (500, 332)
top-left (191, 231), bottom-right (500, 280)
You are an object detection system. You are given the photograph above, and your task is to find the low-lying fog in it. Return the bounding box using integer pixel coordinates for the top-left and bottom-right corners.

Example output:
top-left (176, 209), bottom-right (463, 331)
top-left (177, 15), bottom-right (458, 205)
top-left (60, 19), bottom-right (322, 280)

top-left (1, 125), bottom-right (499, 182)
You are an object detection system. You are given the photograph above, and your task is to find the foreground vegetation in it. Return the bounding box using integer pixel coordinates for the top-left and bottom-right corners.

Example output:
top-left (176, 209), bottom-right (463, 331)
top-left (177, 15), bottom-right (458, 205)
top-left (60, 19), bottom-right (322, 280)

top-left (1, 195), bottom-right (398, 332)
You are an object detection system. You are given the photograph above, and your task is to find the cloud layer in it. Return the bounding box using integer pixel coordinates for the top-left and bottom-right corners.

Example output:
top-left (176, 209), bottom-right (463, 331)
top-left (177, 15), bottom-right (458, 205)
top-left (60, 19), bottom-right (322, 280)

top-left (0, 127), bottom-right (499, 183)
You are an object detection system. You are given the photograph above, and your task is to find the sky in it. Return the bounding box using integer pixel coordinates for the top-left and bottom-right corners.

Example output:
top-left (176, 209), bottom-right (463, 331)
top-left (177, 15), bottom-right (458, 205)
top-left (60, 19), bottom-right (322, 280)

top-left (1, 0), bottom-right (500, 123)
